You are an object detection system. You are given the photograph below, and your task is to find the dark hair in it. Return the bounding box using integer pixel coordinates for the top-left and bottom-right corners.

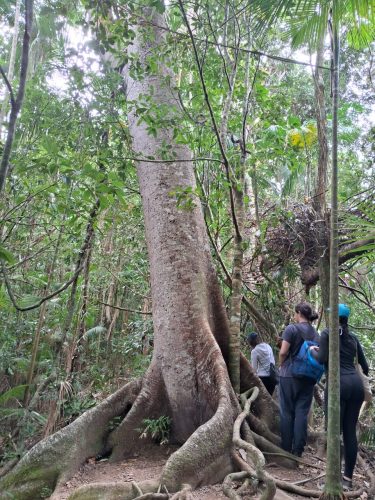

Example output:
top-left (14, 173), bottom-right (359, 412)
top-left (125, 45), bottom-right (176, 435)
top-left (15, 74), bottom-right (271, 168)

top-left (247, 332), bottom-right (259, 347)
top-left (339, 315), bottom-right (356, 349)
top-left (295, 302), bottom-right (319, 322)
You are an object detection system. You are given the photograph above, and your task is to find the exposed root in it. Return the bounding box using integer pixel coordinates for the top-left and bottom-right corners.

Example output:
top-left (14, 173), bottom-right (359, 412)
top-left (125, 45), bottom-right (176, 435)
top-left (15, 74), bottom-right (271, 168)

top-left (293, 473), bottom-right (326, 485)
top-left (251, 432), bottom-right (297, 469)
top-left (134, 494), bottom-right (168, 500)
top-left (229, 389), bottom-right (366, 500)
top-left (67, 479), bottom-right (160, 500)
top-left (358, 453), bottom-right (375, 497)
top-left (275, 479), bottom-right (363, 498)
top-left (160, 335), bottom-right (239, 491)
top-left (0, 457), bottom-right (18, 479)
top-left (246, 412), bottom-right (281, 446)
top-left (223, 471), bottom-right (254, 500)
top-left (318, 494), bottom-right (345, 500)
top-left (169, 483), bottom-right (192, 500)
top-left (109, 365), bottom-right (166, 461)
top-left (0, 379), bottom-right (142, 500)
top-left (228, 387), bottom-right (276, 500)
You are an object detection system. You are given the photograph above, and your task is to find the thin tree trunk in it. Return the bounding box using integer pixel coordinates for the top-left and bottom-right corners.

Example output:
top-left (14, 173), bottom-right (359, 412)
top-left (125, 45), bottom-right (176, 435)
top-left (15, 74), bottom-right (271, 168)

top-left (0, 0), bottom-right (21, 136)
top-left (70, 244), bottom-right (93, 373)
top-left (0, 0), bottom-right (33, 195)
top-left (229, 176), bottom-right (244, 393)
top-left (313, 33), bottom-right (330, 323)
top-left (23, 232), bottom-right (62, 407)
top-left (58, 200), bottom-right (99, 352)
top-left (323, 8), bottom-right (342, 498)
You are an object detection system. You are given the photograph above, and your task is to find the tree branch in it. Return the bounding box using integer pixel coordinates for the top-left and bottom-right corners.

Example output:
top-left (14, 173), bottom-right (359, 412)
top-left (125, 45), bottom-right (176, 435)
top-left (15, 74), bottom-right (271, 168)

top-left (125, 156), bottom-right (222, 163)
top-left (1, 260), bottom-right (85, 312)
top-left (97, 301), bottom-right (152, 315)
top-left (177, 0), bottom-right (241, 239)
top-left (0, 0), bottom-right (34, 195)
top-left (0, 66), bottom-right (16, 107)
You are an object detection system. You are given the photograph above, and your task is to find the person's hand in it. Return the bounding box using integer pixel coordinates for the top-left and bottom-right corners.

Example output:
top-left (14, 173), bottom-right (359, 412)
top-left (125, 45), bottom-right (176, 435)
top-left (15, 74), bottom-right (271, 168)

top-left (309, 346), bottom-right (319, 352)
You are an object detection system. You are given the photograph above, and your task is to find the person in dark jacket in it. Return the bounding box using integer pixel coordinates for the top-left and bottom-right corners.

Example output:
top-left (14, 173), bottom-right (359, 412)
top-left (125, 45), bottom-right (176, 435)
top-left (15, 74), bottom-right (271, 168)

top-left (279, 302), bottom-right (320, 457)
top-left (311, 303), bottom-right (369, 490)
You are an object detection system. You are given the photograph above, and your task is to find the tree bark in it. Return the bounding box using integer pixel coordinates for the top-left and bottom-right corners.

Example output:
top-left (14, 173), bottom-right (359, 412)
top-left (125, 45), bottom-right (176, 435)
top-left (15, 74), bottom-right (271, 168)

top-left (323, 9), bottom-right (342, 498)
top-left (313, 32), bottom-right (330, 323)
top-left (0, 6), bottom-right (281, 499)
top-left (123, 7), bottom-right (237, 444)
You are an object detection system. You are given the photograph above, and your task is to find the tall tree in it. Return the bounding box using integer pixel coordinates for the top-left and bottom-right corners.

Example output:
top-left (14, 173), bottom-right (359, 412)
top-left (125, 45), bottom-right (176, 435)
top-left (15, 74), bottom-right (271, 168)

top-left (0, 0), bottom-right (21, 136)
top-left (0, 0), bottom-right (34, 196)
top-left (0, 5), bottom-right (280, 499)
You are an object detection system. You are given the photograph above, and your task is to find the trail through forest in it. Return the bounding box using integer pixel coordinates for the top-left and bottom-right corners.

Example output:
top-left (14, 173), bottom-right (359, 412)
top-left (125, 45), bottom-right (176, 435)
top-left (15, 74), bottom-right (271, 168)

top-left (53, 441), bottom-right (373, 499)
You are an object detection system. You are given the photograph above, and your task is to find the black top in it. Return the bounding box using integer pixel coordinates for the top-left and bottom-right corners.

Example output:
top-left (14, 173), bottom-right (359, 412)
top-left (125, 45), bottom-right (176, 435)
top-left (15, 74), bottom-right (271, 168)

top-left (314, 329), bottom-right (369, 376)
top-left (280, 322), bottom-right (320, 377)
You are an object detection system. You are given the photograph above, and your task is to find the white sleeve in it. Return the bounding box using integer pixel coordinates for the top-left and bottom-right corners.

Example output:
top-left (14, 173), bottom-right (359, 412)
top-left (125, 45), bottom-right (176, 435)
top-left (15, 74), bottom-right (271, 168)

top-left (269, 345), bottom-right (275, 364)
top-left (251, 348), bottom-right (258, 370)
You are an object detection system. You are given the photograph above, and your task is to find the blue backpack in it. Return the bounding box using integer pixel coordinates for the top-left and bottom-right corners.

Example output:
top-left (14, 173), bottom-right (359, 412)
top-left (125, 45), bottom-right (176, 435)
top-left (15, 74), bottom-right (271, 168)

top-left (291, 339), bottom-right (324, 383)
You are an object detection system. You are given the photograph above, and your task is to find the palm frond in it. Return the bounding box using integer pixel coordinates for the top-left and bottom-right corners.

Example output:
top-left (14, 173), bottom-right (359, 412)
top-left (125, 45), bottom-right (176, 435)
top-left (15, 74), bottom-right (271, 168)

top-left (251, 0), bottom-right (375, 49)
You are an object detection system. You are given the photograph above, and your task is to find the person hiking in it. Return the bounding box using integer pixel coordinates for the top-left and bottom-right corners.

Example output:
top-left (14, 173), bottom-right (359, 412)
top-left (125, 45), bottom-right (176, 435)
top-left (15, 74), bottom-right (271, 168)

top-left (279, 301), bottom-right (320, 457)
top-left (247, 332), bottom-right (277, 395)
top-left (310, 303), bottom-right (369, 490)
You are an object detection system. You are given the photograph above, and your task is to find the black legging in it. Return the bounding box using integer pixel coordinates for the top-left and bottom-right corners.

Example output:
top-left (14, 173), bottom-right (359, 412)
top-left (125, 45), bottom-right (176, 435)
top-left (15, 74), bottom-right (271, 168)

top-left (326, 372), bottom-right (365, 479)
top-left (341, 373), bottom-right (364, 479)
top-left (259, 376), bottom-right (277, 396)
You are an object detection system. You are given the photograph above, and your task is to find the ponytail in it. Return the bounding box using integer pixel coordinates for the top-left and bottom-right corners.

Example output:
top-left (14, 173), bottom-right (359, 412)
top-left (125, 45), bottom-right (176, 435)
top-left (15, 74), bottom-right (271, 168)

top-left (339, 315), bottom-right (349, 336)
top-left (339, 315), bottom-right (356, 348)
top-left (295, 302), bottom-right (318, 322)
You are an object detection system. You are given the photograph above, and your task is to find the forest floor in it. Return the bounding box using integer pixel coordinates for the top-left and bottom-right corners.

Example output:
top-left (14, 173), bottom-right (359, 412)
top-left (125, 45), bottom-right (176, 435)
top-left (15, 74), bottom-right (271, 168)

top-left (53, 441), bottom-right (373, 499)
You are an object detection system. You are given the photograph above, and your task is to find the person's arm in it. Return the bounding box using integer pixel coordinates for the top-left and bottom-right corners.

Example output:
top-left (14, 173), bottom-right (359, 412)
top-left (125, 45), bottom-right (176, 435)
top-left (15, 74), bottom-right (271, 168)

top-left (356, 339), bottom-right (369, 376)
top-left (251, 348), bottom-right (258, 371)
top-left (279, 340), bottom-right (291, 365)
top-left (279, 324), bottom-right (295, 365)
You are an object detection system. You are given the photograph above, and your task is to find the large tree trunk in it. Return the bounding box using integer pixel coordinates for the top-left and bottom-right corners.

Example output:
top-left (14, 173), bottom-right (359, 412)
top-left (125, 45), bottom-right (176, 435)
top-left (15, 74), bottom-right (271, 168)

top-left (0, 7), bottom-right (280, 500)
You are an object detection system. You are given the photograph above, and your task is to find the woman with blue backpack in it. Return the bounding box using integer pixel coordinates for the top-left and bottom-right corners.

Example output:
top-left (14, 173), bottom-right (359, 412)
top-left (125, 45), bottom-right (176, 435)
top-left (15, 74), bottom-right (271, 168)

top-left (310, 303), bottom-right (369, 490)
top-left (278, 302), bottom-right (320, 457)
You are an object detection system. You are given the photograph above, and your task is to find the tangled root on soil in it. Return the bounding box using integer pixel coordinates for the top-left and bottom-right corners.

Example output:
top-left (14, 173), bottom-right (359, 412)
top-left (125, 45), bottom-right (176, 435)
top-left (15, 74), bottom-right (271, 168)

top-left (225, 389), bottom-right (367, 500)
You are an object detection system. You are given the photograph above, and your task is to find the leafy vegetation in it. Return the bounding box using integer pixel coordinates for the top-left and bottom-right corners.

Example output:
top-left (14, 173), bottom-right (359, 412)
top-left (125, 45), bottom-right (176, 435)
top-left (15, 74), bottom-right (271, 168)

top-left (0, 0), bottom-right (374, 497)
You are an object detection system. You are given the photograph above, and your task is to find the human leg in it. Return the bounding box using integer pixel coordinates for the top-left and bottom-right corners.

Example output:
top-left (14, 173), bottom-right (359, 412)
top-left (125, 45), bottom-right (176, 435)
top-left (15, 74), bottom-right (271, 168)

top-left (341, 374), bottom-right (364, 480)
top-left (292, 378), bottom-right (315, 456)
top-left (279, 377), bottom-right (295, 453)
top-left (259, 376), bottom-right (276, 396)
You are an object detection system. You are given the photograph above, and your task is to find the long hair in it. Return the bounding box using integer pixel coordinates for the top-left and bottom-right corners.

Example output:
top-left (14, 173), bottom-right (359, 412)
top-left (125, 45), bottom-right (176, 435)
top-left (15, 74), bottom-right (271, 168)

top-left (339, 315), bottom-right (356, 349)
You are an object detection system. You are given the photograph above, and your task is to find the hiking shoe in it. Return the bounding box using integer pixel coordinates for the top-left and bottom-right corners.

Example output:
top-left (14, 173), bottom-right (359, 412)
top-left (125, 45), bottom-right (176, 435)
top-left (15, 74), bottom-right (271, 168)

top-left (342, 477), bottom-right (352, 490)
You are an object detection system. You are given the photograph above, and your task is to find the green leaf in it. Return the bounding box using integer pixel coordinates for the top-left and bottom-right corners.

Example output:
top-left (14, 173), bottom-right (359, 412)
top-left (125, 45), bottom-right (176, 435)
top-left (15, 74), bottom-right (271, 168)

top-left (0, 385), bottom-right (28, 406)
top-left (0, 246), bottom-right (16, 264)
top-left (18, 295), bottom-right (41, 308)
top-left (84, 326), bottom-right (107, 339)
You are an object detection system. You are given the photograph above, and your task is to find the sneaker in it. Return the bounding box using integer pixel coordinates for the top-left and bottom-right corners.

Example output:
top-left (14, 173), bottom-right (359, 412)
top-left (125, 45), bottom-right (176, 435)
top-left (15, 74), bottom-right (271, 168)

top-left (342, 477), bottom-right (352, 490)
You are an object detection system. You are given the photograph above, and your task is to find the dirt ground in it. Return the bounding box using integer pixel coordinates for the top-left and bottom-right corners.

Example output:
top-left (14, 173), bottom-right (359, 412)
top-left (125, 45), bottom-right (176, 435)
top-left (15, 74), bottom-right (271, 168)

top-left (53, 442), bottom-right (373, 500)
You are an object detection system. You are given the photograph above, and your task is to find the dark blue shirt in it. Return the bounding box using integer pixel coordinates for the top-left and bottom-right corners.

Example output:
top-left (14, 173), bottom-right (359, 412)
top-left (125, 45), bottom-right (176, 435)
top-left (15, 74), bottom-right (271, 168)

top-left (280, 322), bottom-right (320, 377)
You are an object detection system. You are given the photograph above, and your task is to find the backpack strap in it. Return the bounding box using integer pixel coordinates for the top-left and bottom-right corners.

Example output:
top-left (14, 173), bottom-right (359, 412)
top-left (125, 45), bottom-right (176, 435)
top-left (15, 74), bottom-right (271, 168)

top-left (291, 323), bottom-right (305, 359)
